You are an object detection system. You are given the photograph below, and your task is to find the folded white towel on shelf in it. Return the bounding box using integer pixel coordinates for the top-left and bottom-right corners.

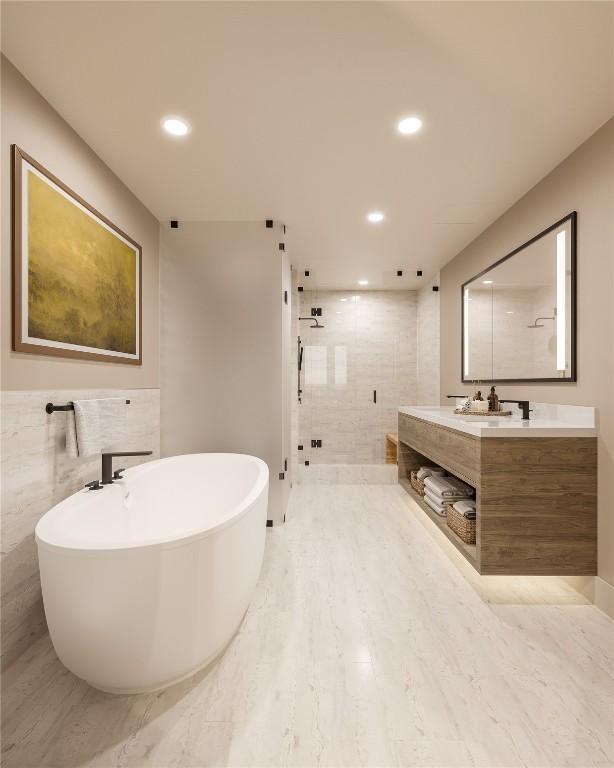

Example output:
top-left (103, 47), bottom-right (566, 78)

top-left (424, 493), bottom-right (447, 517)
top-left (423, 474), bottom-right (474, 499)
top-left (66, 398), bottom-right (128, 459)
top-left (452, 499), bottom-right (476, 518)
top-left (416, 466), bottom-right (447, 481)
top-left (424, 488), bottom-right (447, 507)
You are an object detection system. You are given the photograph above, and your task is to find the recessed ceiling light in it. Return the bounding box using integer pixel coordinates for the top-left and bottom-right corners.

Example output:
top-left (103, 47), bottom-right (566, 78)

top-left (358, 279), bottom-right (369, 286)
top-left (161, 116), bottom-right (191, 137)
top-left (506, 311), bottom-right (514, 314)
top-left (352, 295), bottom-right (360, 301)
top-left (367, 211), bottom-right (384, 223)
top-left (397, 116), bottom-right (423, 135)
top-left (340, 298), bottom-right (347, 302)
top-left (483, 280), bottom-right (494, 284)
top-left (336, 311), bottom-right (342, 315)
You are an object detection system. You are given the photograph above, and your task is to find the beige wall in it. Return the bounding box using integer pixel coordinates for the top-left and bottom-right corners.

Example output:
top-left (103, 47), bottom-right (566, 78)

top-left (1, 57), bottom-right (159, 390)
top-left (440, 118), bottom-right (614, 593)
top-left (416, 277), bottom-right (440, 405)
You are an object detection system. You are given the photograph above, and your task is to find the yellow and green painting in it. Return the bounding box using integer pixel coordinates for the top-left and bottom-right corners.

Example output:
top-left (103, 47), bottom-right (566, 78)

top-left (27, 170), bottom-right (138, 355)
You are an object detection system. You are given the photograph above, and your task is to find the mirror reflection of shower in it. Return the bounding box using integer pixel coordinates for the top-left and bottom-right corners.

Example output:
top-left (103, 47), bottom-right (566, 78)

top-left (528, 315), bottom-right (555, 328)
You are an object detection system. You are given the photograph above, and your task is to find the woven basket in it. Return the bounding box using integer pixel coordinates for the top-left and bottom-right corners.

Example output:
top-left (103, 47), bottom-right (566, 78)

top-left (409, 471), bottom-right (425, 496)
top-left (446, 504), bottom-right (476, 544)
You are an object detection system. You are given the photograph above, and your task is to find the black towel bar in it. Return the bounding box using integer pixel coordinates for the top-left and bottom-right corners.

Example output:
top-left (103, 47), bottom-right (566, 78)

top-left (45, 400), bottom-right (131, 414)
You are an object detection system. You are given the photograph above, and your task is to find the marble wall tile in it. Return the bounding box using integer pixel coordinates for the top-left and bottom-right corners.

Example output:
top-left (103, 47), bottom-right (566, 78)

top-left (1, 388), bottom-right (160, 670)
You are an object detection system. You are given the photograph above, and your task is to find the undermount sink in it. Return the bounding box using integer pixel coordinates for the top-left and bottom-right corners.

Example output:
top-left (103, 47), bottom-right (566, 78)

top-left (451, 413), bottom-right (512, 423)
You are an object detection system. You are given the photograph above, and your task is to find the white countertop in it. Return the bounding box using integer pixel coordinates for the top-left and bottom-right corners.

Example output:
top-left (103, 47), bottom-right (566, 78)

top-left (398, 404), bottom-right (597, 438)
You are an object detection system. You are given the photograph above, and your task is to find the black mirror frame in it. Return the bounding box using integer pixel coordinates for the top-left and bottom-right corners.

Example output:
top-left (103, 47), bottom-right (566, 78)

top-left (460, 211), bottom-right (577, 384)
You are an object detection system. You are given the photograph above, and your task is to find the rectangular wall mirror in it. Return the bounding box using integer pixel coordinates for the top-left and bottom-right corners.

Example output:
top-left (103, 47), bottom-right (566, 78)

top-left (461, 212), bottom-right (576, 383)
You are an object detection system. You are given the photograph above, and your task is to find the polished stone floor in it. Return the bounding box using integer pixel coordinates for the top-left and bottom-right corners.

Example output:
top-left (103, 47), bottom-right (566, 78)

top-left (2, 484), bottom-right (613, 767)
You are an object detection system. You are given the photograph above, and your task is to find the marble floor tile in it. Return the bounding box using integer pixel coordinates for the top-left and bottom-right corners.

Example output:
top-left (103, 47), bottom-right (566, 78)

top-left (2, 484), bottom-right (612, 768)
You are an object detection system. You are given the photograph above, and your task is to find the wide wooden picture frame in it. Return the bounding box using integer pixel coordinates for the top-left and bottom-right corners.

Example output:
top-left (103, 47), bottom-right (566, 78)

top-left (12, 145), bottom-right (142, 365)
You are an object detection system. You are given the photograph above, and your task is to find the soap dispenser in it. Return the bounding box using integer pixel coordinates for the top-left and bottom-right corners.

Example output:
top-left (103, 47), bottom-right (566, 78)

top-left (488, 385), bottom-right (500, 412)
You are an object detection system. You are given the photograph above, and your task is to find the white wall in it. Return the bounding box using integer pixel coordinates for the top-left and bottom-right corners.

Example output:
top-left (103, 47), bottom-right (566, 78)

top-left (160, 221), bottom-right (290, 524)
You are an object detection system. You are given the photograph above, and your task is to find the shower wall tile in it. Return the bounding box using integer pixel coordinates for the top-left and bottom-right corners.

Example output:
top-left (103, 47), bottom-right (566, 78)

top-left (1, 388), bottom-right (160, 670)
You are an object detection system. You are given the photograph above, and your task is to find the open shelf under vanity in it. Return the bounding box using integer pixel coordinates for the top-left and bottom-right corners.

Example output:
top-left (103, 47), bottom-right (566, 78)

top-left (399, 474), bottom-right (478, 567)
top-left (397, 410), bottom-right (597, 576)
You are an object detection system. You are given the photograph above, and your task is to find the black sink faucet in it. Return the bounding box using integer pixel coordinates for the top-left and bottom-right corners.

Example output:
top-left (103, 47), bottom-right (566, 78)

top-left (101, 451), bottom-right (153, 484)
top-left (500, 400), bottom-right (532, 420)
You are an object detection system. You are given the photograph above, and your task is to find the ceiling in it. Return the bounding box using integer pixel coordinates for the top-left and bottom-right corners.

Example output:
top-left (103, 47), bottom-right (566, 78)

top-left (2, 2), bottom-right (613, 290)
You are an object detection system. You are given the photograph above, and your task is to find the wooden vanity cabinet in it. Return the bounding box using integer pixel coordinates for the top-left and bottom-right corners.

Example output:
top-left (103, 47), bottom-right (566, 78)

top-left (398, 412), bottom-right (597, 575)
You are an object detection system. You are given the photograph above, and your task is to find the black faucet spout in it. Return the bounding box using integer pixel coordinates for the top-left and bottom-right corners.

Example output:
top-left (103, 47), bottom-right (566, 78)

top-left (101, 451), bottom-right (153, 484)
top-left (500, 400), bottom-right (532, 420)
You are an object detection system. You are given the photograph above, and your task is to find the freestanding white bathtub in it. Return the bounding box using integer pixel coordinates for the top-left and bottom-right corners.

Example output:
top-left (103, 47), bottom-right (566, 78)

top-left (35, 453), bottom-right (269, 694)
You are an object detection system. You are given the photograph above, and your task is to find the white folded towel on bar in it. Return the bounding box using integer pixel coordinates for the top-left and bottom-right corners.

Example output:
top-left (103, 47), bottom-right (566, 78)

top-left (424, 474), bottom-right (474, 499)
top-left (66, 398), bottom-right (128, 459)
top-left (416, 466), bottom-right (447, 481)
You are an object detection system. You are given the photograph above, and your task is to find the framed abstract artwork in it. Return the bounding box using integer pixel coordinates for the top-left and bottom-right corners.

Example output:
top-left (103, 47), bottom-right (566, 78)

top-left (12, 145), bottom-right (142, 364)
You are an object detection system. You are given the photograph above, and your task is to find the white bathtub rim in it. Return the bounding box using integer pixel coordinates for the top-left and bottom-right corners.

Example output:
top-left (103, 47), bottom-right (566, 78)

top-left (35, 452), bottom-right (269, 555)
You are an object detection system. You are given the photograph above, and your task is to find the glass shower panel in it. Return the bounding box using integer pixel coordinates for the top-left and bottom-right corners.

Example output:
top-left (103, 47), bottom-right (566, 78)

top-left (297, 288), bottom-right (415, 467)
